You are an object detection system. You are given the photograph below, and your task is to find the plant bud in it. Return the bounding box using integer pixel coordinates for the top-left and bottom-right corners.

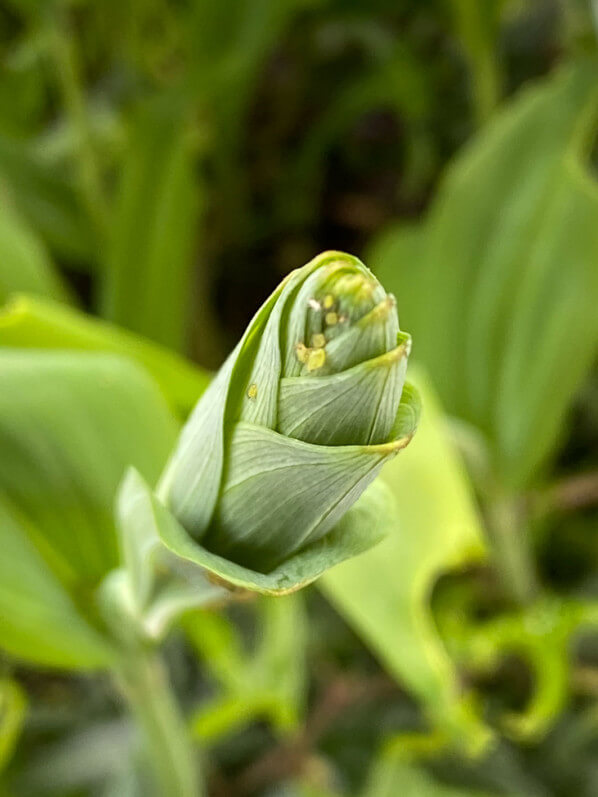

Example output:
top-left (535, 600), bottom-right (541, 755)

top-left (158, 252), bottom-right (419, 579)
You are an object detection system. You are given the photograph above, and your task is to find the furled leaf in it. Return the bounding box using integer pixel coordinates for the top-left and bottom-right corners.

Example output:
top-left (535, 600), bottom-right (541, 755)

top-left (450, 597), bottom-right (598, 741)
top-left (209, 420), bottom-right (412, 572)
top-left (373, 60), bottom-right (598, 488)
top-left (320, 368), bottom-right (490, 751)
top-left (0, 189), bottom-right (71, 304)
top-left (126, 469), bottom-right (392, 595)
top-left (0, 294), bottom-right (210, 414)
top-left (101, 96), bottom-right (201, 352)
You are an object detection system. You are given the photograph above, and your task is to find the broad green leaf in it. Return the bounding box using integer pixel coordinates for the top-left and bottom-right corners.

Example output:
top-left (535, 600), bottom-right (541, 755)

top-left (373, 60), bottom-right (598, 488)
top-left (320, 368), bottom-right (490, 751)
top-left (101, 97), bottom-right (201, 352)
top-left (0, 500), bottom-right (112, 669)
top-left (0, 294), bottom-right (210, 414)
top-left (0, 190), bottom-right (71, 304)
top-left (0, 679), bottom-right (26, 771)
top-left (0, 351), bottom-right (179, 596)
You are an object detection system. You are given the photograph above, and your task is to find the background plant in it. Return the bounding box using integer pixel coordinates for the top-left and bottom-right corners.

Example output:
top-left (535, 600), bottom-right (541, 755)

top-left (0, 1), bottom-right (597, 795)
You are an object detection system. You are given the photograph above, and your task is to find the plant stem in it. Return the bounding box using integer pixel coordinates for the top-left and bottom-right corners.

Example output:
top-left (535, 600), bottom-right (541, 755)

top-left (487, 492), bottom-right (538, 605)
top-left (536, 469), bottom-right (598, 514)
top-left (114, 647), bottom-right (202, 797)
top-left (451, 0), bottom-right (502, 126)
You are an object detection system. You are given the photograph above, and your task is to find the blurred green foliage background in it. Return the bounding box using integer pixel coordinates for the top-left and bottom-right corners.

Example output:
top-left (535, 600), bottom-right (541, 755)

top-left (0, 0), bottom-right (598, 795)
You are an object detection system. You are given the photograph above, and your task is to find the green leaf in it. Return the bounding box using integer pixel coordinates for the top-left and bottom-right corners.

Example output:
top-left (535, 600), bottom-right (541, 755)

top-left (0, 679), bottom-right (26, 771)
top-left (0, 500), bottom-right (112, 669)
top-left (320, 368), bottom-right (490, 751)
top-left (101, 97), bottom-right (201, 352)
top-left (278, 340), bottom-right (410, 446)
top-left (373, 60), bottom-right (598, 488)
top-left (206, 419), bottom-right (413, 572)
top-left (0, 134), bottom-right (96, 264)
top-left (0, 294), bottom-right (210, 414)
top-left (0, 190), bottom-right (71, 304)
top-left (0, 351), bottom-right (179, 595)
top-left (127, 469), bottom-right (392, 595)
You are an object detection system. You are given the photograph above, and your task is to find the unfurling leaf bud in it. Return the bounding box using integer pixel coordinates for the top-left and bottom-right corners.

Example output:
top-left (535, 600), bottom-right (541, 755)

top-left (155, 252), bottom-right (420, 591)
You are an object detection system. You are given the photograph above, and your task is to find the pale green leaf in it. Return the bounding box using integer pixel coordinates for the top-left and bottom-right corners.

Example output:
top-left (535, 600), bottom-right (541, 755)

top-left (137, 470), bottom-right (392, 595)
top-left (207, 420), bottom-right (410, 571)
top-left (320, 368), bottom-right (490, 750)
top-left (0, 294), bottom-right (210, 414)
top-left (278, 341), bottom-right (408, 445)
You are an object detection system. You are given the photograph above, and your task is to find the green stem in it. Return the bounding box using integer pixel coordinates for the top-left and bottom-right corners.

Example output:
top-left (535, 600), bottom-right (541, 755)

top-left (114, 647), bottom-right (202, 797)
top-left (470, 45), bottom-right (501, 127)
top-left (46, 9), bottom-right (109, 239)
top-left (451, 0), bottom-right (502, 127)
top-left (487, 492), bottom-right (538, 605)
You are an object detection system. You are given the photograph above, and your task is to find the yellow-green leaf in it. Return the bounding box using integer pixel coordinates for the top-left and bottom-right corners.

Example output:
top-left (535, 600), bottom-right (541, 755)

top-left (320, 368), bottom-right (489, 751)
